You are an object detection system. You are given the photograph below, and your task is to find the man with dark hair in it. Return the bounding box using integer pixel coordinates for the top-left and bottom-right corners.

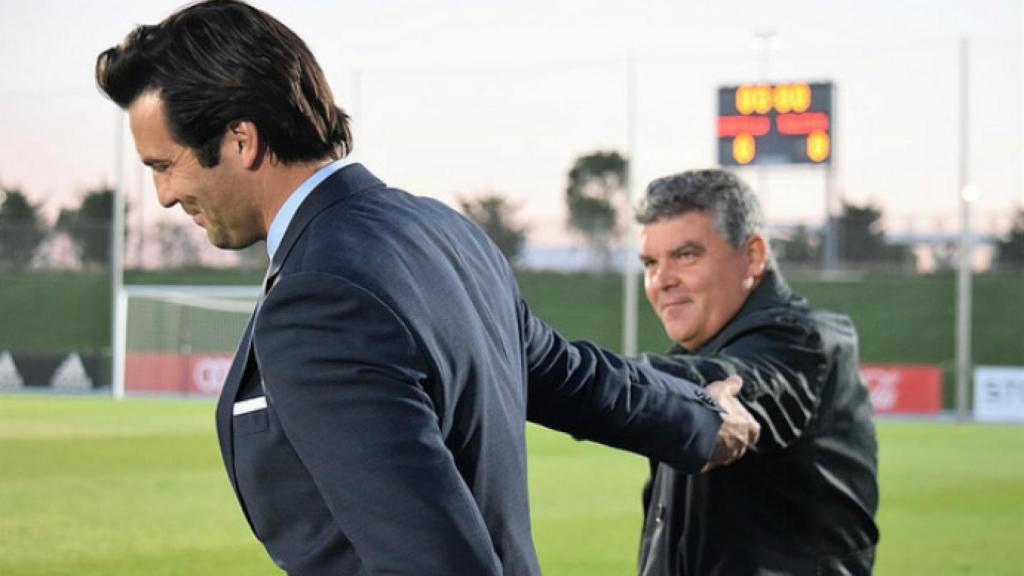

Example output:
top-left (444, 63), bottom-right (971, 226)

top-left (634, 169), bottom-right (879, 576)
top-left (97, 2), bottom-right (758, 574)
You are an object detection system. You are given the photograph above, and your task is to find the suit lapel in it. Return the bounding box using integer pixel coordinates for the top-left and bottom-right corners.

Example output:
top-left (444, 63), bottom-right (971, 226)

top-left (214, 162), bottom-right (384, 485)
top-left (215, 313), bottom-right (256, 491)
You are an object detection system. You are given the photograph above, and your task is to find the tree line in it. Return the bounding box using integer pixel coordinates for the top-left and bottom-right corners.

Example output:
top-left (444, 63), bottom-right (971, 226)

top-left (457, 150), bottom-right (1024, 272)
top-left (0, 186), bottom-right (211, 270)
top-left (3, 158), bottom-right (1024, 271)
top-left (0, 186), bottom-right (118, 269)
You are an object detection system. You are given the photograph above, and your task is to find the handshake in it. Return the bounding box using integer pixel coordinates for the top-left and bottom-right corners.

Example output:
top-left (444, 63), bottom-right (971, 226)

top-left (704, 375), bottom-right (761, 472)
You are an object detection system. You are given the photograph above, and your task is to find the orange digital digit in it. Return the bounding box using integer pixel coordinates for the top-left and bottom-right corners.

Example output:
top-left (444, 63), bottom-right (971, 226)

top-left (806, 130), bottom-right (830, 162)
top-left (774, 84), bottom-right (793, 113)
top-left (733, 133), bottom-right (756, 165)
top-left (792, 82), bottom-right (811, 113)
top-left (754, 84), bottom-right (773, 114)
top-left (736, 86), bottom-right (755, 115)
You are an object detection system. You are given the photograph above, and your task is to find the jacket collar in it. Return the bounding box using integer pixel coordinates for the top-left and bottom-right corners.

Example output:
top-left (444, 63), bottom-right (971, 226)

top-left (736, 268), bottom-right (793, 317)
top-left (264, 162), bottom-right (384, 285)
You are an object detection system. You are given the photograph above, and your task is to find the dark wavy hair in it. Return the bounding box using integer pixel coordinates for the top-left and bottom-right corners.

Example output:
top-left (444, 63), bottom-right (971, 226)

top-left (96, 0), bottom-right (351, 167)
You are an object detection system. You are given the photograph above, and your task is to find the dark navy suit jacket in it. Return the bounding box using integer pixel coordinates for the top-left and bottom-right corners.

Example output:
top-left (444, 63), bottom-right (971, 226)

top-left (215, 163), bottom-right (722, 575)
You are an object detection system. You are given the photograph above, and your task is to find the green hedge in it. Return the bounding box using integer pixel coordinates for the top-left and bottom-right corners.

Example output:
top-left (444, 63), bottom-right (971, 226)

top-left (2, 268), bottom-right (1021, 407)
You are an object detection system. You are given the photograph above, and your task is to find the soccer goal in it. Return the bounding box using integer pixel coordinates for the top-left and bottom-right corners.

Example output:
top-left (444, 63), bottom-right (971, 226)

top-left (114, 285), bottom-right (259, 398)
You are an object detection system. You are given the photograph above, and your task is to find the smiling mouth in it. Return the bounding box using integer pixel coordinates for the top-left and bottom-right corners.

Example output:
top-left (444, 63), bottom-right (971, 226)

top-left (661, 301), bottom-right (692, 313)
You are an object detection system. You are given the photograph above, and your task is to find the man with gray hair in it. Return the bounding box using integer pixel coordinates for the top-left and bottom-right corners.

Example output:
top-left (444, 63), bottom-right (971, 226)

top-left (634, 169), bottom-right (879, 575)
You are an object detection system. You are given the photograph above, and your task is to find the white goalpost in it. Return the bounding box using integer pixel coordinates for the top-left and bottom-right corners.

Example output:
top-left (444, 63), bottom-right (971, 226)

top-left (114, 285), bottom-right (259, 399)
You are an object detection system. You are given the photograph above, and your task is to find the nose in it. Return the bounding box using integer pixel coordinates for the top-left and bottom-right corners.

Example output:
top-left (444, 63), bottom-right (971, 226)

top-left (153, 176), bottom-right (178, 209)
top-left (649, 262), bottom-right (679, 292)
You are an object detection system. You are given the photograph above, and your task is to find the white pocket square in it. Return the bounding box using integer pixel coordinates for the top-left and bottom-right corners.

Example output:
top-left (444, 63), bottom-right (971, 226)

top-left (233, 396), bottom-right (268, 416)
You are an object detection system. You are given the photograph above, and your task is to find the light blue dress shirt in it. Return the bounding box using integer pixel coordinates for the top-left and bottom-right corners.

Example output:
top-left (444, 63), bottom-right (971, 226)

top-left (266, 157), bottom-right (355, 260)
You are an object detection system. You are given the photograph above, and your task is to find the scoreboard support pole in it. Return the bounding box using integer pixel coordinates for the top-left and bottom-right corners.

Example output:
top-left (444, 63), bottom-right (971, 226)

top-left (822, 83), bottom-right (839, 273)
top-left (823, 165), bottom-right (839, 272)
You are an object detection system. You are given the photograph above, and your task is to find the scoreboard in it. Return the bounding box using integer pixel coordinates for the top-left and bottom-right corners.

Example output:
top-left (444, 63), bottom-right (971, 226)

top-left (717, 82), bottom-right (833, 166)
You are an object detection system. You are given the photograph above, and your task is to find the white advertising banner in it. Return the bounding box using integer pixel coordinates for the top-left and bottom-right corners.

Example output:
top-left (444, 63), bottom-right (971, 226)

top-left (973, 366), bottom-right (1024, 422)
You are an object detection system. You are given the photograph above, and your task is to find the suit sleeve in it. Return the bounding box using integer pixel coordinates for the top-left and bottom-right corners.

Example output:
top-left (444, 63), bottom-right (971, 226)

top-left (520, 298), bottom-right (724, 473)
top-left (640, 312), bottom-right (827, 452)
top-left (254, 272), bottom-right (501, 575)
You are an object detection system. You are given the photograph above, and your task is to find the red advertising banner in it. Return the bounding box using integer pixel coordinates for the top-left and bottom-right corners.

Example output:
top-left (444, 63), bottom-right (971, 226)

top-left (125, 354), bottom-right (946, 410)
top-left (125, 352), bottom-right (234, 395)
top-left (860, 363), bottom-right (942, 414)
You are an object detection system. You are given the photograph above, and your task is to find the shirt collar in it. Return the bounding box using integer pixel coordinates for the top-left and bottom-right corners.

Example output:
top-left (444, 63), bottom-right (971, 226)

top-left (266, 157), bottom-right (354, 259)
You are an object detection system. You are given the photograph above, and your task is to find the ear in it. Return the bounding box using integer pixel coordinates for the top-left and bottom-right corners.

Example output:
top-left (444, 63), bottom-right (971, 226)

top-left (743, 233), bottom-right (768, 278)
top-left (225, 120), bottom-right (263, 170)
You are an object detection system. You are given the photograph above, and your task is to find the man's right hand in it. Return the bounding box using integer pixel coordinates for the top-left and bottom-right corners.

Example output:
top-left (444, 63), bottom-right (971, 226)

top-left (702, 375), bottom-right (760, 472)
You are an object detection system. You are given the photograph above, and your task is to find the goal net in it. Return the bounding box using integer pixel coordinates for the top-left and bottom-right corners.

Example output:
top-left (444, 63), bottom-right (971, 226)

top-left (115, 285), bottom-right (259, 398)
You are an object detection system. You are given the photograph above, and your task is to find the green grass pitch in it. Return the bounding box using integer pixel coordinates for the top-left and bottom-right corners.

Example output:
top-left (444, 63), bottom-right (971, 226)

top-left (2, 396), bottom-right (1022, 575)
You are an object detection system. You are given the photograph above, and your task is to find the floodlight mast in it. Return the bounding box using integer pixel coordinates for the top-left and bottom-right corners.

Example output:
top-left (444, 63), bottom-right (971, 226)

top-left (753, 28), bottom-right (777, 238)
top-left (956, 37), bottom-right (972, 422)
top-left (622, 55), bottom-right (639, 357)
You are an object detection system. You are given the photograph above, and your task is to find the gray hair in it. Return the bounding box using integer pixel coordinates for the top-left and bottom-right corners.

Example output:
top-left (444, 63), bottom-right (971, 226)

top-left (636, 169), bottom-right (764, 249)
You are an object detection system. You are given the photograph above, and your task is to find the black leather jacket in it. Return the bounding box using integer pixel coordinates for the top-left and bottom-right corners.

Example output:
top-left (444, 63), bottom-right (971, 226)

top-left (638, 270), bottom-right (879, 576)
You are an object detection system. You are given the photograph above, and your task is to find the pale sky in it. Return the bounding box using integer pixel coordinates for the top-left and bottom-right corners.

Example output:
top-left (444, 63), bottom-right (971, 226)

top-left (1, 0), bottom-right (1021, 248)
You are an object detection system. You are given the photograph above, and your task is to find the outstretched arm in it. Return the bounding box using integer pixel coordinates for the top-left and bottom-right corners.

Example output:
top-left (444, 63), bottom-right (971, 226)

top-left (521, 298), bottom-right (758, 472)
top-left (641, 315), bottom-right (827, 453)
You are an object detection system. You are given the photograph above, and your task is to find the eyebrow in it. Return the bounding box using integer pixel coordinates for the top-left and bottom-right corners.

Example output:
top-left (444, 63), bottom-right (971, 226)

top-left (669, 240), bottom-right (705, 256)
top-left (639, 240), bottom-right (705, 263)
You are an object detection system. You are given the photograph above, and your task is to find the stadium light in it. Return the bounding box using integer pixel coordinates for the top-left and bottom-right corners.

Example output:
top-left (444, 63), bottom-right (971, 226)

top-left (961, 183), bottom-right (981, 203)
